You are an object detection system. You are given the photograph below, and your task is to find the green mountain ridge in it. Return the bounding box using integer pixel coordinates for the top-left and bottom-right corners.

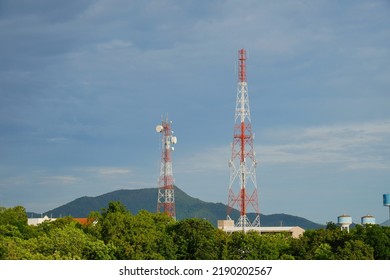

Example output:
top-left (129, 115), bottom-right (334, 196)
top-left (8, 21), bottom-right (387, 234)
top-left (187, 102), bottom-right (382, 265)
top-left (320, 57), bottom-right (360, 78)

top-left (41, 186), bottom-right (324, 229)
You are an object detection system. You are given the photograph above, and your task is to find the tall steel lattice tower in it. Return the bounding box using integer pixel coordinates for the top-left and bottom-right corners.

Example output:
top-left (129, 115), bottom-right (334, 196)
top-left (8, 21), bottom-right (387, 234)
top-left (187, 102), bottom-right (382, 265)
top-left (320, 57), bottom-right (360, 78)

top-left (227, 49), bottom-right (260, 229)
top-left (156, 117), bottom-right (177, 220)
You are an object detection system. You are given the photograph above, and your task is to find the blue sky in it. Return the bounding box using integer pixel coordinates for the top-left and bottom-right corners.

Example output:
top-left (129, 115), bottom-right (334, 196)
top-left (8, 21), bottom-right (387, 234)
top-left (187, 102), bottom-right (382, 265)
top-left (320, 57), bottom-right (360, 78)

top-left (0, 0), bottom-right (389, 225)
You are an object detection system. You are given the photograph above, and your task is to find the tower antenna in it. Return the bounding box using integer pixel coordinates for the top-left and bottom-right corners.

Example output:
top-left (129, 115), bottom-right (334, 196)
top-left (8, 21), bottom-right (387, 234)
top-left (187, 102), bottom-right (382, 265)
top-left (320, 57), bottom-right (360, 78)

top-left (227, 49), bottom-right (260, 229)
top-left (156, 116), bottom-right (177, 219)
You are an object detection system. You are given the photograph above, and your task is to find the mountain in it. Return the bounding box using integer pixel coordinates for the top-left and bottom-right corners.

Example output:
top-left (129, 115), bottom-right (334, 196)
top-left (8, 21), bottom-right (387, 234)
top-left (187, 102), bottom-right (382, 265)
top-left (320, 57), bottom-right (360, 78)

top-left (26, 212), bottom-right (41, 218)
top-left (43, 186), bottom-right (324, 229)
top-left (381, 220), bottom-right (390, 226)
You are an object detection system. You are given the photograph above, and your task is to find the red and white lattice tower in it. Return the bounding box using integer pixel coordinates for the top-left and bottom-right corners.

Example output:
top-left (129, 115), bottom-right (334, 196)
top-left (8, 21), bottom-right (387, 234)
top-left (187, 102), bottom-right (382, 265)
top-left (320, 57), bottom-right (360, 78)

top-left (227, 49), bottom-right (260, 228)
top-left (156, 117), bottom-right (177, 220)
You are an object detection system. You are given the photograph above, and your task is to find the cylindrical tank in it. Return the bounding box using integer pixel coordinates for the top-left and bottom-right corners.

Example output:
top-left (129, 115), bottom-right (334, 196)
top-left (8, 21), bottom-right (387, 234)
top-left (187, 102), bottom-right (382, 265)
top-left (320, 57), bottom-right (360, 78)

top-left (338, 214), bottom-right (352, 226)
top-left (383, 194), bottom-right (390, 206)
top-left (361, 215), bottom-right (376, 225)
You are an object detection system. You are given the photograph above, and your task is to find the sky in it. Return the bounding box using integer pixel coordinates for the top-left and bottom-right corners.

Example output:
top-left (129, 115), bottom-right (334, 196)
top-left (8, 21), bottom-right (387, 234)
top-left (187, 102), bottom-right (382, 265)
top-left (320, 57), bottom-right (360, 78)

top-left (0, 0), bottom-right (389, 225)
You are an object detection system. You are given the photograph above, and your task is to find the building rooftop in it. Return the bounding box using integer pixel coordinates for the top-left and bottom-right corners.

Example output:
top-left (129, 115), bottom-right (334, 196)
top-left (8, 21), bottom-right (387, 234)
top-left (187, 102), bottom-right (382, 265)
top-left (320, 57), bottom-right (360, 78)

top-left (217, 220), bottom-right (305, 238)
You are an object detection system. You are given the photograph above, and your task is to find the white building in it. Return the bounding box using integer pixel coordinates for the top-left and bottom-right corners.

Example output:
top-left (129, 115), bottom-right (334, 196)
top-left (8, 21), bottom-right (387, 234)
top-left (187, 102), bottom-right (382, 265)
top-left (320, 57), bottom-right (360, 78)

top-left (28, 215), bottom-right (56, 226)
top-left (218, 220), bottom-right (305, 238)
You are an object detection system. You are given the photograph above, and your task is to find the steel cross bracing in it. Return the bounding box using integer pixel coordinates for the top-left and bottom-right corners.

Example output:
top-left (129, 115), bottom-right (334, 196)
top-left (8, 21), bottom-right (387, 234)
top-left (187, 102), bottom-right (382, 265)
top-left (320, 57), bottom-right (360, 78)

top-left (227, 49), bottom-right (260, 229)
top-left (156, 118), bottom-right (176, 220)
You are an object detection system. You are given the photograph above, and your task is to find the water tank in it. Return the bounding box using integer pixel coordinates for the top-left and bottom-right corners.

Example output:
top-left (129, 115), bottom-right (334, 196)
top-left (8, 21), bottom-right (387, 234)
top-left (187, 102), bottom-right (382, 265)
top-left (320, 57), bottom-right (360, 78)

top-left (338, 214), bottom-right (352, 226)
top-left (337, 214), bottom-right (352, 232)
top-left (383, 194), bottom-right (390, 206)
top-left (361, 215), bottom-right (376, 225)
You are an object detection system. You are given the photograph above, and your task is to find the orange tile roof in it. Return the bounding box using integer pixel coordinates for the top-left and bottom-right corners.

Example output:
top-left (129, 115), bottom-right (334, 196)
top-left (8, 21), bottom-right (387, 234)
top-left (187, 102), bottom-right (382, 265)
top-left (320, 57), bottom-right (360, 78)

top-left (72, 218), bottom-right (90, 225)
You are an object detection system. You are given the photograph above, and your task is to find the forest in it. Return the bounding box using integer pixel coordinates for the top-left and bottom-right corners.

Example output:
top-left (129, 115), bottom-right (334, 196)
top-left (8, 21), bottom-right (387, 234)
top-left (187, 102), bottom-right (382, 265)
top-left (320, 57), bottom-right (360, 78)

top-left (1, 202), bottom-right (389, 260)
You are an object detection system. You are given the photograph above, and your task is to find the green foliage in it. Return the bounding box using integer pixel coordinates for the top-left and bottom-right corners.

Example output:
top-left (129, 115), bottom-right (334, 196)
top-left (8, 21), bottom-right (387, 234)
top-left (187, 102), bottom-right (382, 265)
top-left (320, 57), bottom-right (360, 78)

top-left (35, 224), bottom-right (87, 259)
top-left (169, 218), bottom-right (220, 259)
top-left (97, 202), bottom-right (176, 259)
top-left (226, 231), bottom-right (251, 259)
top-left (325, 221), bottom-right (338, 230)
top-left (226, 231), bottom-right (293, 260)
top-left (353, 224), bottom-right (390, 260)
top-left (337, 240), bottom-right (374, 260)
top-left (314, 243), bottom-right (334, 260)
top-left (288, 226), bottom-right (378, 260)
top-left (0, 206), bottom-right (31, 238)
top-left (1, 204), bottom-right (389, 260)
top-left (0, 206), bottom-right (27, 227)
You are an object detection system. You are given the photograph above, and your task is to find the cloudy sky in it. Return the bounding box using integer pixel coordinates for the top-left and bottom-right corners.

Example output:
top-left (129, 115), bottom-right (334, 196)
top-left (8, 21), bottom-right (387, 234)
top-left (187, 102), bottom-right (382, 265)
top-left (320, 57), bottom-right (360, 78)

top-left (0, 0), bottom-right (389, 224)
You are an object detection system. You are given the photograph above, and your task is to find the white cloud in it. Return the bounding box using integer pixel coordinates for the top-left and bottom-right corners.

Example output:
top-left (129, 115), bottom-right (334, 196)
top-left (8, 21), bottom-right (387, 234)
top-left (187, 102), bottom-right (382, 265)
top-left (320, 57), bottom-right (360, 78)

top-left (258, 121), bottom-right (390, 170)
top-left (46, 137), bottom-right (69, 143)
top-left (96, 39), bottom-right (133, 51)
top-left (79, 166), bottom-right (133, 177)
top-left (97, 167), bottom-right (132, 176)
top-left (38, 176), bottom-right (79, 185)
top-left (175, 121), bottom-right (390, 173)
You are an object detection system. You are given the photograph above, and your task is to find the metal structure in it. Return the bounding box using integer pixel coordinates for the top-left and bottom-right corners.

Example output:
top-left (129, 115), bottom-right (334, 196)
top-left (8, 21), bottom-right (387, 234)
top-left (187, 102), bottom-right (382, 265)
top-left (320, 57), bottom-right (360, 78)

top-left (337, 214), bottom-right (352, 232)
top-left (384, 194), bottom-right (390, 226)
top-left (156, 117), bottom-right (177, 220)
top-left (227, 49), bottom-right (260, 229)
top-left (361, 215), bottom-right (376, 225)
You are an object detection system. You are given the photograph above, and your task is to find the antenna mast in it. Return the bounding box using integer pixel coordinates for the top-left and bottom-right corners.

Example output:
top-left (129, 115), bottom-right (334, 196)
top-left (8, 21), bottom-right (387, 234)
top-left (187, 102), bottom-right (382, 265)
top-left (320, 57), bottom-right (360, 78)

top-left (156, 117), bottom-right (177, 219)
top-left (227, 49), bottom-right (260, 229)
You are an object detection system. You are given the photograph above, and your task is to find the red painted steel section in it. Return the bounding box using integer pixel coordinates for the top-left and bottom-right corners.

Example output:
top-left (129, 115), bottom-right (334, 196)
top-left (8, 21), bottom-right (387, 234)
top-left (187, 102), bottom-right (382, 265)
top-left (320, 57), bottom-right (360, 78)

top-left (157, 120), bottom-right (176, 219)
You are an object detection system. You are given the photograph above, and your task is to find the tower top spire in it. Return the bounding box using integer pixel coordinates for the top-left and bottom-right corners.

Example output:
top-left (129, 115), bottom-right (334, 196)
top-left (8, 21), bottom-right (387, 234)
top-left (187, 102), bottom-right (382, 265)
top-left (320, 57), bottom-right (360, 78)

top-left (238, 49), bottom-right (247, 83)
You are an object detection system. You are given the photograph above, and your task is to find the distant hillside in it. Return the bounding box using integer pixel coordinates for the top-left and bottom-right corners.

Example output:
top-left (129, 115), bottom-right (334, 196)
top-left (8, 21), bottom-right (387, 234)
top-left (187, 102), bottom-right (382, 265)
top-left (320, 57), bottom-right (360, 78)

top-left (44, 186), bottom-right (324, 229)
top-left (381, 220), bottom-right (390, 226)
top-left (26, 212), bottom-right (41, 218)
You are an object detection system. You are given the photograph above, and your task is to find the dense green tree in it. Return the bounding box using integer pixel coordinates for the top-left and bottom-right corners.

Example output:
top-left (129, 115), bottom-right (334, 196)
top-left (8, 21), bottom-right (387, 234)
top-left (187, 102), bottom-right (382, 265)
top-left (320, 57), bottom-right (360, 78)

top-left (0, 224), bottom-right (24, 238)
top-left (353, 225), bottom-right (390, 260)
top-left (96, 201), bottom-right (176, 259)
top-left (83, 211), bottom-right (103, 239)
top-left (98, 203), bottom-right (136, 258)
top-left (34, 224), bottom-right (87, 259)
top-left (138, 211), bottom-right (177, 260)
top-left (169, 218), bottom-right (219, 259)
top-left (0, 204), bottom-right (388, 260)
top-left (36, 216), bottom-right (79, 235)
top-left (1, 222), bottom-right (116, 260)
top-left (313, 243), bottom-right (334, 260)
top-left (82, 239), bottom-right (116, 260)
top-left (215, 229), bottom-right (229, 259)
top-left (0, 206), bottom-right (27, 227)
top-left (225, 231), bottom-right (249, 259)
top-left (337, 239), bottom-right (374, 260)
top-left (123, 210), bottom-right (176, 259)
top-left (325, 221), bottom-right (338, 230)
top-left (0, 236), bottom-right (46, 259)
top-left (288, 226), bottom-right (376, 260)
top-left (0, 206), bottom-right (33, 239)
top-left (226, 231), bottom-right (293, 260)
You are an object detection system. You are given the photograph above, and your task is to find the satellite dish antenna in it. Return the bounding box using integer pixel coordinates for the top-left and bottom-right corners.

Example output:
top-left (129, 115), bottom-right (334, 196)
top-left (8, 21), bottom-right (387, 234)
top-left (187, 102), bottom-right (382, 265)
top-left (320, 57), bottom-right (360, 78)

top-left (156, 125), bottom-right (164, 133)
top-left (171, 136), bottom-right (177, 144)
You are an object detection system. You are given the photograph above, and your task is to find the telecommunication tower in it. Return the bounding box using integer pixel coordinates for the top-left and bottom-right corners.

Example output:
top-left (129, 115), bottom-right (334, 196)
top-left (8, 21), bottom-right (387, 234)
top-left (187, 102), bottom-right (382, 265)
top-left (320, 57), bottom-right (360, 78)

top-left (227, 49), bottom-right (260, 229)
top-left (156, 117), bottom-right (177, 220)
